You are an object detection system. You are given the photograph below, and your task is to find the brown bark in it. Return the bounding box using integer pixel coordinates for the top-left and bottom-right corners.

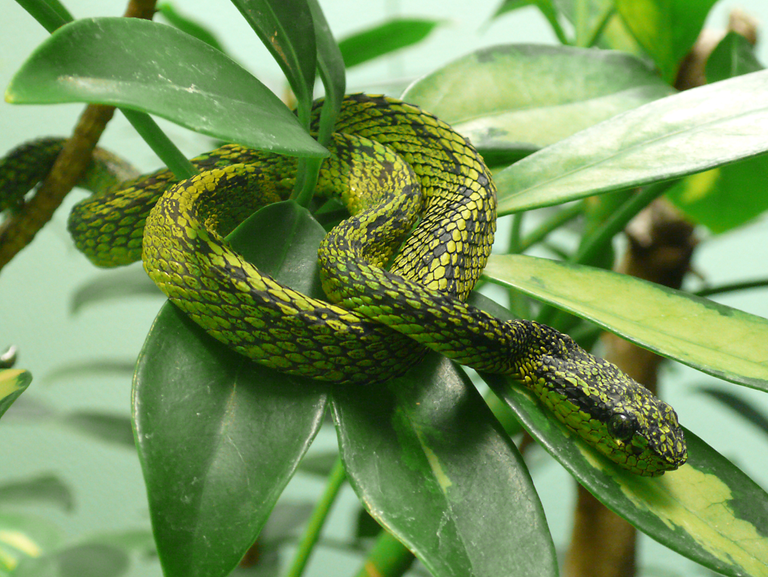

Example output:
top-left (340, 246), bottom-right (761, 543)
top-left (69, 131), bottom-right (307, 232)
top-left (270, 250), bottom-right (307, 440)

top-left (0, 0), bottom-right (158, 272)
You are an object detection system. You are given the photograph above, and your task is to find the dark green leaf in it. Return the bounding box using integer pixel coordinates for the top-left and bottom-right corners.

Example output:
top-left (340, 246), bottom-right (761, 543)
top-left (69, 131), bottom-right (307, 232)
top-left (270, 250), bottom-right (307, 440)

top-left (133, 202), bottom-right (330, 577)
top-left (483, 254), bottom-right (768, 390)
top-left (706, 31), bottom-right (764, 84)
top-left (13, 543), bottom-right (130, 577)
top-left (339, 19), bottom-right (442, 69)
top-left (0, 475), bottom-right (73, 512)
top-left (229, 0), bottom-right (316, 116)
top-left (6, 18), bottom-right (326, 158)
top-left (157, 3), bottom-right (227, 52)
top-left (615, 0), bottom-right (719, 82)
top-left (60, 411), bottom-right (135, 449)
top-left (402, 44), bottom-right (673, 150)
top-left (0, 369), bottom-right (32, 419)
top-left (494, 70), bottom-right (768, 214)
top-left (332, 355), bottom-right (557, 577)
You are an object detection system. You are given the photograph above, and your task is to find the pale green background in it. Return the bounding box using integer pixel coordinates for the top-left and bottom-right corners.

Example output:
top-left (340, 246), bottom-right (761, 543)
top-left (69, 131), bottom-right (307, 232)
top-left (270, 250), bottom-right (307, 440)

top-left (2, 1), bottom-right (768, 576)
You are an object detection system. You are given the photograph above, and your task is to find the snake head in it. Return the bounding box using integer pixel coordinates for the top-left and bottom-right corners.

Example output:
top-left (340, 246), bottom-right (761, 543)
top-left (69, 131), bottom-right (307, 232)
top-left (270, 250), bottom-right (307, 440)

top-left (518, 321), bottom-right (688, 476)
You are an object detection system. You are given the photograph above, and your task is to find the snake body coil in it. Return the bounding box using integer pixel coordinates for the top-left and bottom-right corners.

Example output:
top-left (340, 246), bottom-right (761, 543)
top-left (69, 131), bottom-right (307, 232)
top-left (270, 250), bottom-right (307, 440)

top-left (1, 94), bottom-right (687, 476)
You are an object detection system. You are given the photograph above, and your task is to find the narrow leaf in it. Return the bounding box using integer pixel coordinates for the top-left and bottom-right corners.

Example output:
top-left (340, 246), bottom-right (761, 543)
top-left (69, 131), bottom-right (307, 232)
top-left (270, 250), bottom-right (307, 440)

top-left (339, 19), bottom-right (442, 69)
top-left (486, 375), bottom-right (768, 577)
top-left (483, 254), bottom-right (768, 389)
top-left (133, 202), bottom-right (330, 577)
top-left (6, 18), bottom-right (326, 158)
top-left (333, 355), bottom-right (557, 577)
top-left (402, 44), bottom-right (673, 149)
top-left (0, 369), bottom-right (31, 419)
top-left (495, 70), bottom-right (768, 214)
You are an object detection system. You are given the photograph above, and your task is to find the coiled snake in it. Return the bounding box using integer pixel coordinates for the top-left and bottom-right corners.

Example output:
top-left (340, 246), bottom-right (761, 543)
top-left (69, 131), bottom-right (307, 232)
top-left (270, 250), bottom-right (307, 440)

top-left (1, 94), bottom-right (687, 476)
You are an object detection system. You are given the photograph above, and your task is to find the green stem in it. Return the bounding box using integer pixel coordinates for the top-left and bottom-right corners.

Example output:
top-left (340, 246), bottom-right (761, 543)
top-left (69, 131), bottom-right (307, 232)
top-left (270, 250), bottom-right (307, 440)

top-left (284, 457), bottom-right (347, 577)
top-left (353, 530), bottom-right (415, 577)
top-left (572, 181), bottom-right (676, 266)
top-left (585, 5), bottom-right (615, 48)
top-left (14, 0), bottom-right (71, 32)
top-left (696, 279), bottom-right (768, 298)
top-left (121, 109), bottom-right (197, 180)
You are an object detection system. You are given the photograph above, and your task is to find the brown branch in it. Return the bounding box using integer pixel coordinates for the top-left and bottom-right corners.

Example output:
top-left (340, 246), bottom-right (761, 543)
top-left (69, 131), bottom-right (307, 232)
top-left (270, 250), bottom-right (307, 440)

top-left (0, 0), bottom-right (158, 273)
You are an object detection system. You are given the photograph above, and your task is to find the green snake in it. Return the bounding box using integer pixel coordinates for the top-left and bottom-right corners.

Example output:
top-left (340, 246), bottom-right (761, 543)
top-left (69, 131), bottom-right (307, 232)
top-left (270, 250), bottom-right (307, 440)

top-left (1, 94), bottom-right (686, 476)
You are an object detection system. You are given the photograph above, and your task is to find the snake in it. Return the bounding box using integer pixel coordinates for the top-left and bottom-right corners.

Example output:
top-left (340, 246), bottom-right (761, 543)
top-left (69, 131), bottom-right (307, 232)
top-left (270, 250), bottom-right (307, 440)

top-left (1, 94), bottom-right (686, 476)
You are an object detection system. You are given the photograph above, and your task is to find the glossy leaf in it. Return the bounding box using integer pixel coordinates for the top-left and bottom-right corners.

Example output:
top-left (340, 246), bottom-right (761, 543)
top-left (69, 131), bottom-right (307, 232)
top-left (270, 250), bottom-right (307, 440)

top-left (133, 202), bottom-right (330, 577)
top-left (12, 543), bottom-right (129, 577)
top-left (402, 44), bottom-right (673, 150)
top-left (706, 31), bottom-right (764, 84)
top-left (230, 0), bottom-right (316, 115)
top-left (157, 3), bottom-right (227, 52)
top-left (332, 354), bottom-right (557, 577)
top-left (6, 18), bottom-right (326, 158)
top-left (0, 475), bottom-right (73, 512)
top-left (0, 369), bottom-right (31, 419)
top-left (484, 373), bottom-right (768, 577)
top-left (615, 0), bottom-right (718, 82)
top-left (494, 70), bottom-right (768, 214)
top-left (339, 19), bottom-right (442, 69)
top-left (483, 254), bottom-right (768, 390)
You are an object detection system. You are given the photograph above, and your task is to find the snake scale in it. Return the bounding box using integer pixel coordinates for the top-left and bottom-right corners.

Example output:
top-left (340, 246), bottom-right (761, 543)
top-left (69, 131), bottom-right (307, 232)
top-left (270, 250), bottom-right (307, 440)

top-left (1, 94), bottom-right (686, 475)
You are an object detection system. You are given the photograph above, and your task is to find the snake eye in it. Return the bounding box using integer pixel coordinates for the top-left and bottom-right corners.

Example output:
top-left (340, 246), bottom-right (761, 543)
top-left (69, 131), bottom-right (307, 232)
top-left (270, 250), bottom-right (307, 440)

top-left (607, 413), bottom-right (635, 442)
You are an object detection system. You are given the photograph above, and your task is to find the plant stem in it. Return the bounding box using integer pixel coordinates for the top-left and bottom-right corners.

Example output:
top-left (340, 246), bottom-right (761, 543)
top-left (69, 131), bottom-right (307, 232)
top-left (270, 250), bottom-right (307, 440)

top-left (696, 279), bottom-right (768, 298)
top-left (284, 457), bottom-right (346, 577)
top-left (121, 109), bottom-right (197, 180)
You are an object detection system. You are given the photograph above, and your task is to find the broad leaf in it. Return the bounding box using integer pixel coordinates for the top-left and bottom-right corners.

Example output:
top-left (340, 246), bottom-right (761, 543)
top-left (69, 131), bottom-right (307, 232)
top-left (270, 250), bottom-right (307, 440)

top-left (494, 70), bottom-right (768, 214)
top-left (0, 369), bottom-right (31, 419)
top-left (133, 202), bottom-right (330, 577)
top-left (615, 0), bottom-right (719, 82)
top-left (402, 44), bottom-right (673, 150)
top-left (6, 18), bottom-right (326, 158)
top-left (332, 354), bottom-right (557, 577)
top-left (483, 254), bottom-right (768, 390)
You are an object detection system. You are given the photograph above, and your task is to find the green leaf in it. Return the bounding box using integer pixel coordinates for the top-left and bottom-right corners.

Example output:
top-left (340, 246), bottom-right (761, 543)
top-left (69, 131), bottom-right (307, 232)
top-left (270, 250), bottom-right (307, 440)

top-left (483, 254), bottom-right (768, 390)
top-left (0, 475), bottom-right (73, 512)
top-left (133, 202), bottom-right (330, 577)
top-left (615, 0), bottom-right (718, 82)
top-left (698, 388), bottom-right (768, 437)
top-left (157, 3), bottom-right (227, 52)
top-left (665, 156), bottom-right (768, 234)
top-left (229, 0), bottom-right (316, 116)
top-left (332, 355), bottom-right (557, 577)
top-left (60, 412), bottom-right (135, 449)
top-left (0, 369), bottom-right (31, 419)
top-left (402, 44), bottom-right (673, 150)
top-left (494, 70), bottom-right (768, 214)
top-left (706, 31), bottom-right (764, 84)
top-left (491, 0), bottom-right (568, 45)
top-left (13, 543), bottom-right (129, 577)
top-left (550, 0), bottom-right (615, 47)
top-left (338, 19), bottom-right (442, 69)
top-left (484, 374), bottom-right (768, 577)
top-left (44, 361), bottom-right (135, 385)
top-left (6, 18), bottom-right (326, 158)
